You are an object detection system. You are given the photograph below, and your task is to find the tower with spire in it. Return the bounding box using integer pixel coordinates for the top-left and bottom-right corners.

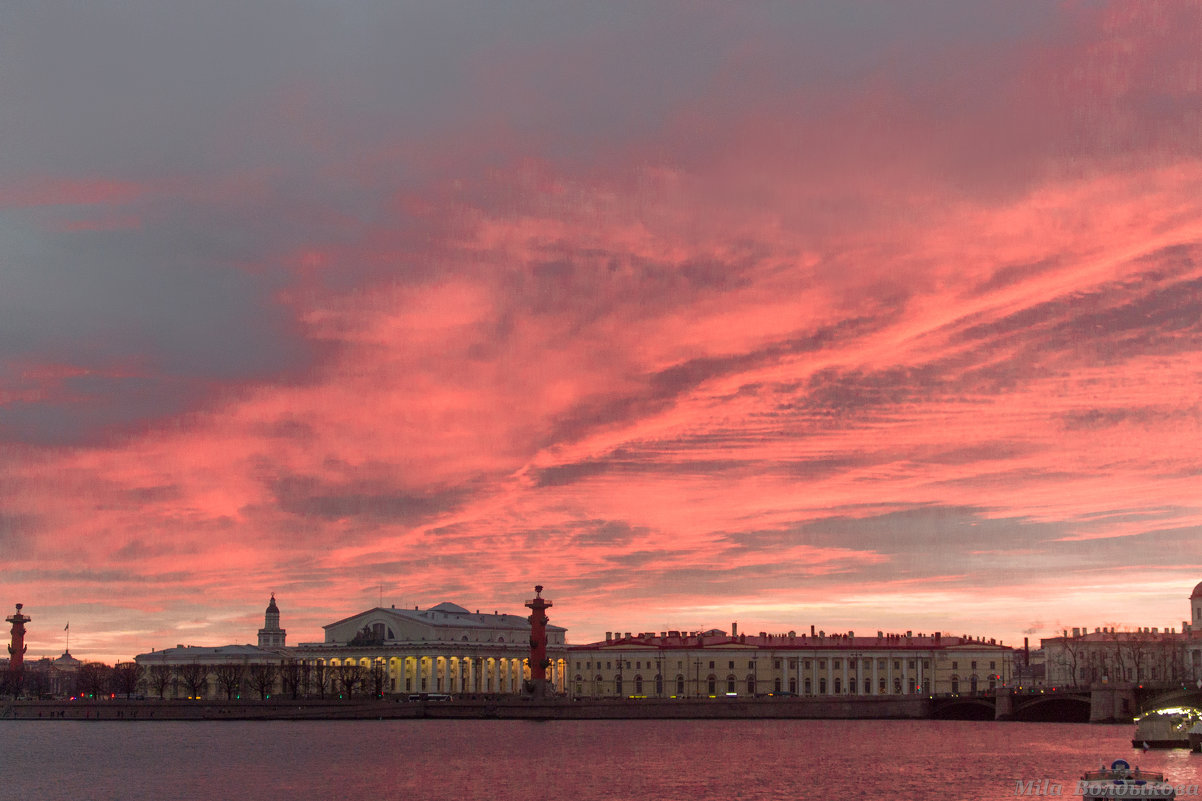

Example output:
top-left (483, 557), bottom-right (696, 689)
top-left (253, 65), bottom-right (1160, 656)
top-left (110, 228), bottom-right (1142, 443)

top-left (257, 594), bottom-right (286, 648)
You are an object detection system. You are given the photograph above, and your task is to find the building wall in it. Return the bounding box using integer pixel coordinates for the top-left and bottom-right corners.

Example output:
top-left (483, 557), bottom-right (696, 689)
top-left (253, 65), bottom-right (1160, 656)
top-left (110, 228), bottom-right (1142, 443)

top-left (567, 639), bottom-right (1013, 698)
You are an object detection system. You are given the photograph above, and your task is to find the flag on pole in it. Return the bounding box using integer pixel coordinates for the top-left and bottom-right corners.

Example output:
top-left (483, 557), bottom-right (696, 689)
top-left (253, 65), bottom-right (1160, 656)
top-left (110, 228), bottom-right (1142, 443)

top-left (64, 622), bottom-right (69, 631)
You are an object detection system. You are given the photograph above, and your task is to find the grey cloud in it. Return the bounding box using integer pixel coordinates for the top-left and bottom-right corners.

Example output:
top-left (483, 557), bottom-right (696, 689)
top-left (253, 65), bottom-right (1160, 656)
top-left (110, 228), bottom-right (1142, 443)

top-left (269, 474), bottom-right (469, 524)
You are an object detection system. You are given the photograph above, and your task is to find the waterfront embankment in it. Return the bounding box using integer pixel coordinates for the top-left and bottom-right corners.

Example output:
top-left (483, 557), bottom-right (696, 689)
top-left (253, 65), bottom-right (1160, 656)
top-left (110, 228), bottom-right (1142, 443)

top-left (3, 695), bottom-right (930, 721)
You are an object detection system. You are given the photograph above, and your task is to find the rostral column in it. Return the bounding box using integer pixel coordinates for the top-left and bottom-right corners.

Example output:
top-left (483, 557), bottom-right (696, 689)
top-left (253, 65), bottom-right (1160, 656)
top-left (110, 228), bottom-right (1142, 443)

top-left (525, 585), bottom-right (552, 698)
top-left (7, 603), bottom-right (30, 673)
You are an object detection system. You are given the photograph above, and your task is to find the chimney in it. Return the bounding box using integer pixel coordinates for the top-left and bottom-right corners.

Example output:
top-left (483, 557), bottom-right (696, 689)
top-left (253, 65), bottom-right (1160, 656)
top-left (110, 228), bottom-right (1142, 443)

top-left (935, 631), bottom-right (941, 644)
top-left (605, 632), bottom-right (612, 642)
top-left (810, 625), bottom-right (816, 637)
top-left (732, 622), bottom-right (738, 637)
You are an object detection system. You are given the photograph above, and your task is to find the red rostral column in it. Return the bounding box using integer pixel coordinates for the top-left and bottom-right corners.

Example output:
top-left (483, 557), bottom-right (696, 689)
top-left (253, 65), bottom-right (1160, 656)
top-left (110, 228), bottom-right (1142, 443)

top-left (7, 603), bottom-right (30, 673)
top-left (525, 585), bottom-right (552, 698)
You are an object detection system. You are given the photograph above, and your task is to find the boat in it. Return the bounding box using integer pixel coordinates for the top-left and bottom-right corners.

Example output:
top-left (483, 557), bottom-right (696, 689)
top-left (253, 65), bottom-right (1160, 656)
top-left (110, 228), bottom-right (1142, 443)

top-left (1078, 760), bottom-right (1176, 799)
top-left (1132, 711), bottom-right (1196, 748)
top-left (1189, 722), bottom-right (1202, 753)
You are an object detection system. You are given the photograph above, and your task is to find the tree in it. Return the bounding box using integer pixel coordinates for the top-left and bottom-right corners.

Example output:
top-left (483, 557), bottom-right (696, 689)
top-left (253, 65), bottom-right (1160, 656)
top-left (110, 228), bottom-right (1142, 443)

top-left (76, 662), bottom-right (112, 699)
top-left (280, 660), bottom-right (302, 699)
top-left (111, 662), bottom-right (144, 698)
top-left (312, 661), bottom-right (330, 699)
top-left (247, 663), bottom-right (278, 700)
top-left (213, 663), bottom-right (245, 700)
top-left (336, 663), bottom-right (364, 698)
top-left (177, 662), bottom-right (210, 699)
top-left (147, 664), bottom-right (174, 699)
top-left (2, 669), bottom-right (25, 699)
top-left (369, 660), bottom-right (388, 698)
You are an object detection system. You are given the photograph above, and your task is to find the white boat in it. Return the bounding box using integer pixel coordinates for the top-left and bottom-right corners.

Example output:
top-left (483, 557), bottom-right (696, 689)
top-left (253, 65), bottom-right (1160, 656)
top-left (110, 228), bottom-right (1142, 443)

top-left (1078, 760), bottom-right (1176, 799)
top-left (1132, 711), bottom-right (1198, 749)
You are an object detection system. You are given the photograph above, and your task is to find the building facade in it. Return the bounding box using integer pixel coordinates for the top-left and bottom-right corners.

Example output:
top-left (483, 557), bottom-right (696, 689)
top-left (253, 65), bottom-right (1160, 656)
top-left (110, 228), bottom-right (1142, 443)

top-left (1041, 581), bottom-right (1202, 687)
top-left (567, 625), bottom-right (1014, 699)
top-left (135, 594), bottom-right (569, 699)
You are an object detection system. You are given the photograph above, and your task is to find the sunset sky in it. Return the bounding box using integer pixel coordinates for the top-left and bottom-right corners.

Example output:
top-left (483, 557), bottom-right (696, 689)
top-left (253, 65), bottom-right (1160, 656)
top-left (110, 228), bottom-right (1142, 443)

top-left (3, 2), bottom-right (1201, 663)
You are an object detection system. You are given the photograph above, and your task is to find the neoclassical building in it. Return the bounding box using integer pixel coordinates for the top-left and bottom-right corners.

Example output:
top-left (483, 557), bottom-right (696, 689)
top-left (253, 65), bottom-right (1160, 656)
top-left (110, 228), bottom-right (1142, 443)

top-left (1041, 581), bottom-right (1202, 687)
top-left (567, 625), bottom-right (1014, 699)
top-left (135, 593), bottom-right (568, 698)
top-left (293, 600), bottom-right (568, 695)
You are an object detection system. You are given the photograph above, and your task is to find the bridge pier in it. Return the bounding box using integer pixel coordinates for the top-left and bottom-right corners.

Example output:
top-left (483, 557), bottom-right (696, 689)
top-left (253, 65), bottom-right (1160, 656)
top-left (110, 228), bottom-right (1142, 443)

top-left (1089, 687), bottom-right (1135, 723)
top-left (995, 692), bottom-right (1013, 721)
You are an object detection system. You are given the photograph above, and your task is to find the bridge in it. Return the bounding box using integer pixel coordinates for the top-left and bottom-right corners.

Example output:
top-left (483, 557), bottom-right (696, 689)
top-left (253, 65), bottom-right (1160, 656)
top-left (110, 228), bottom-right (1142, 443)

top-left (929, 683), bottom-right (1202, 722)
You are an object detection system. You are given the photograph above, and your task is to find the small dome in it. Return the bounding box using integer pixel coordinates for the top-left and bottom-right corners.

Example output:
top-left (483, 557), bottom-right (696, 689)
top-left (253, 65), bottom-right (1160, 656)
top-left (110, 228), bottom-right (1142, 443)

top-left (1191, 581), bottom-right (1202, 599)
top-left (266, 593), bottom-right (279, 613)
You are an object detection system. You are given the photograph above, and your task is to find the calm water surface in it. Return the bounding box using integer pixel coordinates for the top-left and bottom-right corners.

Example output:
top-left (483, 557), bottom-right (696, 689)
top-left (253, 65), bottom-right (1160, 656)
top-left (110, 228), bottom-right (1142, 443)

top-left (3, 719), bottom-right (1200, 801)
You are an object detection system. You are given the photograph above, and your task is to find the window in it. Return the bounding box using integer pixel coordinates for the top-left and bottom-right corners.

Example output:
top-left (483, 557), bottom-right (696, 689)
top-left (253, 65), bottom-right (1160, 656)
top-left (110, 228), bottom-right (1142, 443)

top-left (819, 678), bottom-right (827, 694)
top-left (709, 661), bottom-right (715, 670)
top-left (789, 659), bottom-right (797, 669)
top-left (879, 678), bottom-right (885, 693)
top-left (774, 660), bottom-right (781, 670)
top-left (834, 677), bottom-right (842, 694)
top-left (789, 678), bottom-right (797, 693)
top-left (990, 661), bottom-right (996, 670)
top-left (908, 659), bottom-right (915, 669)
top-left (923, 660), bottom-right (930, 670)
top-left (804, 678), bottom-right (811, 694)
top-left (951, 675), bottom-right (960, 693)
top-left (655, 675), bottom-right (663, 695)
top-left (893, 660), bottom-right (900, 671)
top-left (636, 662), bottom-right (641, 669)
top-left (727, 675), bottom-right (736, 694)
top-left (676, 675), bottom-right (684, 695)
top-left (707, 676), bottom-right (716, 695)
top-left (833, 659), bottom-right (841, 669)
top-left (804, 660), bottom-right (811, 670)
top-left (747, 675), bottom-right (755, 694)
top-left (877, 659), bottom-right (886, 669)
top-left (634, 676), bottom-right (643, 694)
top-left (615, 677), bottom-right (623, 696)
top-left (606, 662), bottom-right (611, 670)
top-left (863, 678), bottom-right (870, 694)
top-left (951, 661), bottom-right (958, 670)
top-left (908, 678), bottom-right (915, 694)
top-left (774, 678), bottom-right (781, 693)
top-left (728, 661), bottom-right (734, 670)
top-left (971, 661), bottom-right (977, 670)
top-left (748, 660), bottom-right (755, 670)
top-left (819, 660), bottom-right (826, 669)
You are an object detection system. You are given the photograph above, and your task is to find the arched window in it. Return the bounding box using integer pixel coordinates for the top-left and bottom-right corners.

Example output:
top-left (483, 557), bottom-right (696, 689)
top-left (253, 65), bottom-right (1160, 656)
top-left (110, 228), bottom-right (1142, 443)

top-left (726, 675), bottom-right (736, 694)
top-left (676, 675), bottom-right (685, 696)
top-left (863, 678), bottom-right (870, 694)
top-left (634, 675), bottom-right (643, 695)
top-left (747, 675), bottom-right (755, 695)
top-left (970, 675), bottom-right (978, 693)
top-left (615, 677), bottom-right (623, 696)
top-left (834, 677), bottom-right (841, 694)
top-left (707, 675), bottom-right (716, 695)
top-left (655, 674), bottom-right (663, 696)
top-left (774, 677), bottom-right (781, 693)
top-left (819, 678), bottom-right (826, 694)
top-left (951, 675), bottom-right (960, 694)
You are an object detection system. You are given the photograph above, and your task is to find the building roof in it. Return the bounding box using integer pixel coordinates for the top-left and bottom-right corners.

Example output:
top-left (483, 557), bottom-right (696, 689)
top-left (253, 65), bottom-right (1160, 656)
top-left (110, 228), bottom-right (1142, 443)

top-left (1192, 581), bottom-right (1202, 599)
top-left (569, 630), bottom-right (1010, 652)
top-left (322, 603), bottom-right (566, 633)
top-left (134, 643), bottom-right (282, 661)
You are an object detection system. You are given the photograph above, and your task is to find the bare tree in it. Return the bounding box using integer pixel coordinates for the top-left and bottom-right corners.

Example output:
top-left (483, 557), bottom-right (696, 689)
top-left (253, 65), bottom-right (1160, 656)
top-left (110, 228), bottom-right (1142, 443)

top-left (76, 662), bottom-right (112, 699)
top-left (336, 663), bottom-right (364, 698)
top-left (280, 660), bottom-right (302, 699)
top-left (312, 661), bottom-right (330, 699)
top-left (177, 662), bottom-right (210, 699)
top-left (213, 663), bottom-right (245, 700)
top-left (147, 664), bottom-right (174, 699)
top-left (247, 663), bottom-right (278, 700)
top-left (2, 669), bottom-right (26, 699)
top-left (369, 660), bottom-right (388, 698)
top-left (111, 662), bottom-right (144, 698)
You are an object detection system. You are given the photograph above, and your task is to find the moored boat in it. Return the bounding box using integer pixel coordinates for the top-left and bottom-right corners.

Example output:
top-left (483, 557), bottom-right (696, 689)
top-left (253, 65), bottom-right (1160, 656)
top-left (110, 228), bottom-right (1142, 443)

top-left (1132, 711), bottom-right (1194, 749)
top-left (1079, 760), bottom-right (1175, 799)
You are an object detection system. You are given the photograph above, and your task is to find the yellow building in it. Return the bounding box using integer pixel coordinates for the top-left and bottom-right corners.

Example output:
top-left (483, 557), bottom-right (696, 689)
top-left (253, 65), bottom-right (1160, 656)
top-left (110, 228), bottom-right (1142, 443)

top-left (296, 601), bottom-right (568, 695)
top-left (136, 596), bottom-right (569, 698)
top-left (568, 625), bottom-right (1013, 698)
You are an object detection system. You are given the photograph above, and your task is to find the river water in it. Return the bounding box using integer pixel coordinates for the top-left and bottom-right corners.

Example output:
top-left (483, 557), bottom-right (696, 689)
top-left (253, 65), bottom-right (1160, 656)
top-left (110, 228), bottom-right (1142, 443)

top-left (3, 719), bottom-right (1200, 801)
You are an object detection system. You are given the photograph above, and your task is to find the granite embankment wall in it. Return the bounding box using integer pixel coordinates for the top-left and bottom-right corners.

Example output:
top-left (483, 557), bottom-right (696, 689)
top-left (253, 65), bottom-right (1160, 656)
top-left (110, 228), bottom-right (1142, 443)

top-left (3, 695), bottom-right (930, 721)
